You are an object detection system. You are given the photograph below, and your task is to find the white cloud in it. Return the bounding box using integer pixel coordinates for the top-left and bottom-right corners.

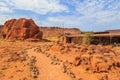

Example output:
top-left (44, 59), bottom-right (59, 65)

top-left (39, 15), bottom-right (86, 28)
top-left (3, 0), bottom-right (68, 14)
top-left (0, 0), bottom-right (120, 31)
top-left (0, 13), bottom-right (33, 25)
top-left (0, 2), bottom-right (13, 13)
top-left (0, 0), bottom-right (69, 24)
top-left (0, 7), bottom-right (13, 13)
top-left (0, 15), bottom-right (12, 24)
top-left (53, 0), bottom-right (120, 28)
top-left (71, 0), bottom-right (120, 29)
top-left (0, 2), bottom-right (6, 6)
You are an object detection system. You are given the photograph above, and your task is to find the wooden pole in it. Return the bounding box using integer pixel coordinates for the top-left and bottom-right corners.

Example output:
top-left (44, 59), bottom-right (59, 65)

top-left (99, 37), bottom-right (101, 44)
top-left (110, 36), bottom-right (112, 45)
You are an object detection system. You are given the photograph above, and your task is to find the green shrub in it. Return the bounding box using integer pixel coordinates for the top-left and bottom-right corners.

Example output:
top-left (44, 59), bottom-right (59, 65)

top-left (82, 32), bottom-right (93, 45)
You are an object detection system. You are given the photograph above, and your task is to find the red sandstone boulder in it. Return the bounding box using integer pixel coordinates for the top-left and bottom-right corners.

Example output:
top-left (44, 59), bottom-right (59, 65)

top-left (2, 18), bottom-right (43, 40)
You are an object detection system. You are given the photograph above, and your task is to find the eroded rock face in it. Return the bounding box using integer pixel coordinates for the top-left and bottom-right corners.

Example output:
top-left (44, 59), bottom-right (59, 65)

top-left (3, 18), bottom-right (43, 40)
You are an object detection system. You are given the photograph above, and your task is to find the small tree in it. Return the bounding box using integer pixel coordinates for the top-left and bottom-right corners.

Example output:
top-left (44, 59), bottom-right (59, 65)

top-left (82, 32), bottom-right (93, 45)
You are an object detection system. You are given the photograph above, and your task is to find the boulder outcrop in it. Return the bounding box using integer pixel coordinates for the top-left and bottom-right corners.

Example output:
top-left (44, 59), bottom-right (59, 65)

top-left (2, 18), bottom-right (43, 40)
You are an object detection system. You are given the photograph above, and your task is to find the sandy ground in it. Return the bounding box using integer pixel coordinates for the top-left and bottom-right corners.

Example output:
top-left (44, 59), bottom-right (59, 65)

top-left (0, 40), bottom-right (120, 80)
top-left (27, 48), bottom-right (72, 80)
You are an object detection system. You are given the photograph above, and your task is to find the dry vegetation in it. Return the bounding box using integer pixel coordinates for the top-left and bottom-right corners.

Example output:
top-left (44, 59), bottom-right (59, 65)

top-left (43, 36), bottom-right (59, 42)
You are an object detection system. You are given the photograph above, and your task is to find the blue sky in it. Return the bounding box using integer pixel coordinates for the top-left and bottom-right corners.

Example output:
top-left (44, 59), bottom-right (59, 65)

top-left (0, 0), bottom-right (120, 31)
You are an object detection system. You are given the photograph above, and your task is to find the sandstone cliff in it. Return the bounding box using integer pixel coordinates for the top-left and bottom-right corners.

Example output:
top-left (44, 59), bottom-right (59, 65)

top-left (2, 18), bottom-right (43, 40)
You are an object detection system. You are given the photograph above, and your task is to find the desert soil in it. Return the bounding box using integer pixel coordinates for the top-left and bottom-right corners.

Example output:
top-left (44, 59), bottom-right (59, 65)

top-left (0, 40), bottom-right (120, 80)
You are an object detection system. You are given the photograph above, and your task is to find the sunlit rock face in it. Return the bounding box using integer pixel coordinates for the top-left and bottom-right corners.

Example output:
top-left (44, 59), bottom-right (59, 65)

top-left (3, 18), bottom-right (43, 40)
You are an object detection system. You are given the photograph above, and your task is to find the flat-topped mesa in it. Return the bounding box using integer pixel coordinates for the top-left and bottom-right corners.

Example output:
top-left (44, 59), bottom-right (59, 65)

top-left (2, 18), bottom-right (43, 40)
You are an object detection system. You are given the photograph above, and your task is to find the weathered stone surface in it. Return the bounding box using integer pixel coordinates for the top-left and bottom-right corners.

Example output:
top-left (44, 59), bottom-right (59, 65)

top-left (60, 44), bottom-right (120, 74)
top-left (2, 18), bottom-right (43, 40)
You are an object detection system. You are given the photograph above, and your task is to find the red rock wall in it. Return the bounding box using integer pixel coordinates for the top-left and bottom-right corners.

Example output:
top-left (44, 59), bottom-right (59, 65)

top-left (3, 18), bottom-right (43, 40)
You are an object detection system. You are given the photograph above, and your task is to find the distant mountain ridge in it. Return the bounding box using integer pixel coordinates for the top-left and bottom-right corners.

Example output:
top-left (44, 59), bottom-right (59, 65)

top-left (40, 26), bottom-right (81, 37)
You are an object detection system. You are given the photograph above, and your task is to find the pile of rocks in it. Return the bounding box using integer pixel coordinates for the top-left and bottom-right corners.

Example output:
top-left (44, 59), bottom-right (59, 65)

top-left (73, 45), bottom-right (120, 73)
top-left (49, 43), bottom-right (120, 79)
top-left (29, 56), bottom-right (39, 78)
top-left (30, 43), bottom-right (120, 80)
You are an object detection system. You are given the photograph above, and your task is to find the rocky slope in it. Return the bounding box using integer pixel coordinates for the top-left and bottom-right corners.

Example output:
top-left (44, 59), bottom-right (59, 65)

top-left (0, 40), bottom-right (120, 80)
top-left (40, 26), bottom-right (81, 37)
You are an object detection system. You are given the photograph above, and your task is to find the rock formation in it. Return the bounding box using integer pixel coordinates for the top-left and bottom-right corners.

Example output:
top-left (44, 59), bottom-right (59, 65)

top-left (2, 18), bottom-right (43, 40)
top-left (40, 27), bottom-right (81, 37)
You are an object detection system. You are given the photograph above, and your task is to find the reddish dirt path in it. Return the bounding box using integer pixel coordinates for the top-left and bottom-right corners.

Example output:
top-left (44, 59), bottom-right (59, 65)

top-left (27, 48), bottom-right (72, 80)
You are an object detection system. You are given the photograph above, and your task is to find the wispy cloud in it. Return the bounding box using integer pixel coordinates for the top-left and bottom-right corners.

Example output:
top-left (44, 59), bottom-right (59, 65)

top-left (2, 0), bottom-right (68, 14)
top-left (0, 0), bottom-right (120, 31)
top-left (43, 0), bottom-right (120, 31)
top-left (0, 2), bottom-right (13, 13)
